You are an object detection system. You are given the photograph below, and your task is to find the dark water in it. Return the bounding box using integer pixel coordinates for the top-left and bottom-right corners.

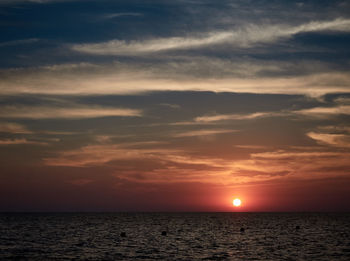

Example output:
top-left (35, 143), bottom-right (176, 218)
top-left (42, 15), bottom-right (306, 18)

top-left (0, 213), bottom-right (349, 260)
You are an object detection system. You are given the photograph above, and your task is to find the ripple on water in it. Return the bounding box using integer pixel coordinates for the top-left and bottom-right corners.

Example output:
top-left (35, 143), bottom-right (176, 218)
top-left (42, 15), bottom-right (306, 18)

top-left (0, 213), bottom-right (349, 260)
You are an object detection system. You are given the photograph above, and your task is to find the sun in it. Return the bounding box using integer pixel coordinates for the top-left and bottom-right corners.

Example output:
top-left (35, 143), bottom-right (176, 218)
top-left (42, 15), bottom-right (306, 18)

top-left (233, 198), bottom-right (241, 207)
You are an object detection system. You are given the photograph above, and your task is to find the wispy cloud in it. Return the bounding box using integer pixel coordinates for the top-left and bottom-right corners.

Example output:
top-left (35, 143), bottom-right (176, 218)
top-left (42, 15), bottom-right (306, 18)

top-left (295, 105), bottom-right (350, 118)
top-left (43, 142), bottom-right (232, 185)
top-left (39, 130), bottom-right (79, 135)
top-left (334, 97), bottom-right (350, 105)
top-left (0, 38), bottom-right (39, 47)
top-left (235, 145), bottom-right (267, 149)
top-left (194, 112), bottom-right (280, 123)
top-left (43, 139), bottom-right (350, 185)
top-left (251, 150), bottom-right (342, 159)
top-left (44, 144), bottom-right (182, 167)
top-left (307, 123), bottom-right (350, 148)
top-left (229, 149), bottom-right (350, 182)
top-left (71, 31), bottom-right (234, 55)
top-left (0, 0), bottom-right (70, 4)
top-left (0, 54), bottom-right (350, 96)
top-left (159, 103), bottom-right (181, 109)
top-left (173, 129), bottom-right (236, 137)
top-left (0, 138), bottom-right (47, 145)
top-left (0, 122), bottom-right (32, 133)
top-left (317, 125), bottom-right (350, 133)
top-left (1, 61), bottom-right (349, 97)
top-left (307, 132), bottom-right (350, 148)
top-left (102, 12), bottom-right (142, 19)
top-left (72, 18), bottom-right (350, 55)
top-left (0, 105), bottom-right (142, 119)
top-left (172, 111), bottom-right (284, 126)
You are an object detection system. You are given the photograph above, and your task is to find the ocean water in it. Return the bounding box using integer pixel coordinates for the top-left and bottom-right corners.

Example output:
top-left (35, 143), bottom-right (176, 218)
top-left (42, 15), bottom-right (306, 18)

top-left (0, 213), bottom-right (349, 260)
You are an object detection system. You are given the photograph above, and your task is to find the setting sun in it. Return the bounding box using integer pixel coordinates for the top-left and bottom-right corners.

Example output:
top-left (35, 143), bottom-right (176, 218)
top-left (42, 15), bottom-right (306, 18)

top-left (233, 198), bottom-right (242, 207)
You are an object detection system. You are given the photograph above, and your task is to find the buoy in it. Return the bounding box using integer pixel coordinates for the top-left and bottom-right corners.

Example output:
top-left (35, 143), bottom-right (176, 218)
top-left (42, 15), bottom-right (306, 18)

top-left (120, 232), bottom-right (126, 237)
top-left (240, 227), bottom-right (245, 232)
top-left (161, 231), bottom-right (167, 236)
top-left (295, 225), bottom-right (300, 230)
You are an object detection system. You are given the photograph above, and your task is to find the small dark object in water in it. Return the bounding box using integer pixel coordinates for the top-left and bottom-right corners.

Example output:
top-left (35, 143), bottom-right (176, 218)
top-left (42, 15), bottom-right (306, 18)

top-left (295, 225), bottom-right (300, 230)
top-left (120, 232), bottom-right (126, 237)
top-left (161, 231), bottom-right (167, 236)
top-left (240, 227), bottom-right (245, 232)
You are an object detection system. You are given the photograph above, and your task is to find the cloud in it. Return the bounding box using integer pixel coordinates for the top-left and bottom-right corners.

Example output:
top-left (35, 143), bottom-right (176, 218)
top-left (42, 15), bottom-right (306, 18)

top-left (159, 103), bottom-right (181, 109)
top-left (173, 129), bottom-right (236, 137)
top-left (71, 31), bottom-right (234, 55)
top-left (251, 150), bottom-right (343, 160)
top-left (334, 97), bottom-right (350, 105)
top-left (291, 18), bottom-right (350, 33)
top-left (0, 38), bottom-right (39, 47)
top-left (43, 138), bottom-right (350, 186)
top-left (0, 0), bottom-right (71, 4)
top-left (226, 149), bottom-right (349, 183)
top-left (295, 105), bottom-right (350, 118)
top-left (194, 112), bottom-right (281, 123)
top-left (0, 122), bottom-right (32, 133)
top-left (0, 138), bottom-right (47, 145)
top-left (235, 145), bottom-right (267, 149)
top-left (95, 135), bottom-right (113, 143)
top-left (172, 111), bottom-right (285, 126)
top-left (71, 18), bottom-right (350, 55)
top-left (2, 64), bottom-right (349, 97)
top-left (43, 141), bottom-right (233, 185)
top-left (0, 105), bottom-right (142, 119)
top-left (307, 132), bottom-right (350, 148)
top-left (229, 149), bottom-right (350, 182)
top-left (44, 144), bottom-right (183, 167)
top-left (39, 130), bottom-right (79, 135)
top-left (102, 13), bottom-right (142, 19)
top-left (317, 125), bottom-right (350, 133)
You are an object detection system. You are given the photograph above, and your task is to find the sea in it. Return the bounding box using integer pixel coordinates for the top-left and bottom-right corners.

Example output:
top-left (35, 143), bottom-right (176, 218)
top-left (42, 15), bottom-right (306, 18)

top-left (0, 212), bottom-right (349, 260)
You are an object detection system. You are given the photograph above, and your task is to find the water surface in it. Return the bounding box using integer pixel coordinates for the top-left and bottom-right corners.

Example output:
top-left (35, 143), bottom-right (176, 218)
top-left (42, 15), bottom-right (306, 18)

top-left (1, 213), bottom-right (349, 260)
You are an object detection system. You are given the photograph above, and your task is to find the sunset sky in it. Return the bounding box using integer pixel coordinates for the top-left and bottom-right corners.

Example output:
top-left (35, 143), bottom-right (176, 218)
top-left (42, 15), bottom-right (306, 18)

top-left (0, 0), bottom-right (349, 211)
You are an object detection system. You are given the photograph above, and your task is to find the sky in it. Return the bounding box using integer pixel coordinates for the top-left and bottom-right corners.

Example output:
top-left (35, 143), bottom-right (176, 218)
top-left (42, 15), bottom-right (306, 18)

top-left (0, 0), bottom-right (349, 212)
